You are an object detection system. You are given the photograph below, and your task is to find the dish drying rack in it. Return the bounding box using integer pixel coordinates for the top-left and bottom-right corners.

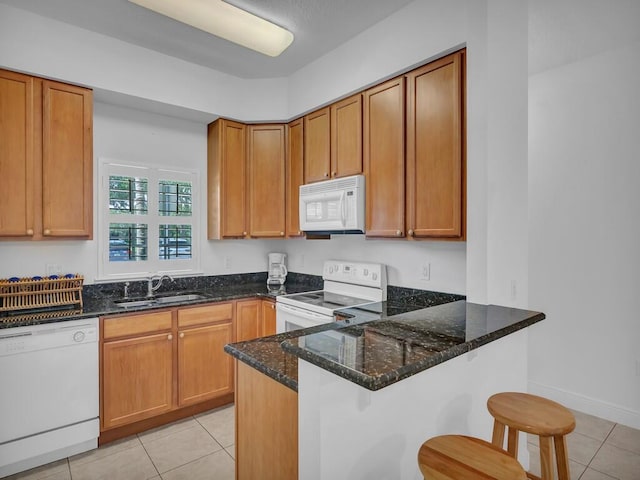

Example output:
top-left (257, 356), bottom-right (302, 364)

top-left (0, 275), bottom-right (84, 315)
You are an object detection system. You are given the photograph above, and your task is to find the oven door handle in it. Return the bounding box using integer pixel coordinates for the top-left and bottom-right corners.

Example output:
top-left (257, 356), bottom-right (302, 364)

top-left (276, 302), bottom-right (332, 322)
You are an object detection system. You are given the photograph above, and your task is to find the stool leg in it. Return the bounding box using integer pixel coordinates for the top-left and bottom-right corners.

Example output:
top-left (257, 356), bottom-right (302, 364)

top-left (554, 434), bottom-right (570, 480)
top-left (492, 420), bottom-right (506, 450)
top-left (539, 436), bottom-right (554, 480)
top-left (507, 427), bottom-right (519, 458)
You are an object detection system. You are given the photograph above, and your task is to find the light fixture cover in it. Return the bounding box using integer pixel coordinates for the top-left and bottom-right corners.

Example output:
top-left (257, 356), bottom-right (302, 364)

top-left (129, 0), bottom-right (294, 57)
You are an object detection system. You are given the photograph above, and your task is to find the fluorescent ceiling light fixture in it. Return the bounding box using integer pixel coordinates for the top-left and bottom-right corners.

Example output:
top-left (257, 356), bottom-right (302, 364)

top-left (129, 0), bottom-right (294, 57)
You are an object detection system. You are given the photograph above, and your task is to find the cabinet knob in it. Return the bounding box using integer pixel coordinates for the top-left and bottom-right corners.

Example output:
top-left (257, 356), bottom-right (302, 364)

top-left (280, 231), bottom-right (284, 236)
top-left (298, 230), bottom-right (302, 235)
top-left (167, 334), bottom-right (173, 341)
top-left (242, 231), bottom-right (247, 236)
top-left (43, 229), bottom-right (51, 235)
top-left (271, 303), bottom-right (275, 309)
top-left (408, 229), bottom-right (414, 237)
top-left (179, 332), bottom-right (184, 338)
top-left (396, 230), bottom-right (402, 237)
top-left (324, 172), bottom-right (329, 178)
top-left (331, 171), bottom-right (337, 177)
top-left (26, 229), bottom-right (34, 236)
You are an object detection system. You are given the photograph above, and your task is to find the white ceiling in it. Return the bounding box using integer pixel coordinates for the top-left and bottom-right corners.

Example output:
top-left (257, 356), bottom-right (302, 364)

top-left (0, 0), bottom-right (415, 79)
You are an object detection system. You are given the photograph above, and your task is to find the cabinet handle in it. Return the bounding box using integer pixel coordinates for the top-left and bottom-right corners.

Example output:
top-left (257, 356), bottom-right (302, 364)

top-left (179, 332), bottom-right (184, 338)
top-left (408, 229), bottom-right (414, 237)
top-left (43, 229), bottom-right (51, 235)
top-left (396, 230), bottom-right (402, 236)
top-left (167, 334), bottom-right (173, 340)
top-left (26, 229), bottom-right (34, 235)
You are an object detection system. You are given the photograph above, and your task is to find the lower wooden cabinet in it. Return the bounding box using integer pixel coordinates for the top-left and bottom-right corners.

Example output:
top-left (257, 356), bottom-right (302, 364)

top-left (102, 311), bottom-right (174, 430)
top-left (177, 304), bottom-right (234, 407)
top-left (101, 302), bottom-right (234, 434)
top-left (236, 299), bottom-right (277, 342)
top-left (236, 361), bottom-right (297, 480)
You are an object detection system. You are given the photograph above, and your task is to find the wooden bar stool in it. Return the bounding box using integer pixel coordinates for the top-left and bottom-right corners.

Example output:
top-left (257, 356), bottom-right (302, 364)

top-left (487, 392), bottom-right (576, 480)
top-left (418, 435), bottom-right (527, 479)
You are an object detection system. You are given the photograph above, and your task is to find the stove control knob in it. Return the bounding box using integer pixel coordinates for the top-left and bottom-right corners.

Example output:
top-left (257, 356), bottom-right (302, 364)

top-left (329, 266), bottom-right (334, 274)
top-left (372, 273), bottom-right (378, 281)
top-left (364, 269), bottom-right (369, 276)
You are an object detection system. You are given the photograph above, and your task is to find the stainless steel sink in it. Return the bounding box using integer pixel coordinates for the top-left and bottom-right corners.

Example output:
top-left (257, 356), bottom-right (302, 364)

top-left (114, 299), bottom-right (157, 308)
top-left (154, 294), bottom-right (208, 304)
top-left (114, 292), bottom-right (209, 308)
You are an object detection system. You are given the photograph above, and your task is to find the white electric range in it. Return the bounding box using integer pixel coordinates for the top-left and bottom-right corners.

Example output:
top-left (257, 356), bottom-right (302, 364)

top-left (276, 260), bottom-right (387, 333)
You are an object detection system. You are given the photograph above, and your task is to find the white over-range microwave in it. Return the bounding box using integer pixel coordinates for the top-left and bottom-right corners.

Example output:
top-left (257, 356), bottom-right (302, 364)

top-left (299, 174), bottom-right (365, 234)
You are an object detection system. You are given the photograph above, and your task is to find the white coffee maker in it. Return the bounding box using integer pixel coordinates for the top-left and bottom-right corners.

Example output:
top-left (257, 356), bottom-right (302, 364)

top-left (267, 253), bottom-right (288, 285)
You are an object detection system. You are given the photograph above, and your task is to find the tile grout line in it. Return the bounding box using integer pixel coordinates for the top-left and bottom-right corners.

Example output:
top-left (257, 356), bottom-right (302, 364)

top-left (582, 423), bottom-right (619, 480)
top-left (138, 430), bottom-right (162, 479)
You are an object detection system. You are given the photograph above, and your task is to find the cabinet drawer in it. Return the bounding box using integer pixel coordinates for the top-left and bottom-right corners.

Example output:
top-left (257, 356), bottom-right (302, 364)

top-left (103, 311), bottom-right (173, 340)
top-left (178, 302), bottom-right (233, 328)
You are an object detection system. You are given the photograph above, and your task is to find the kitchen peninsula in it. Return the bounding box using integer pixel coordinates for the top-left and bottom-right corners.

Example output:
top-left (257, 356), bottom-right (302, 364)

top-left (225, 300), bottom-right (544, 480)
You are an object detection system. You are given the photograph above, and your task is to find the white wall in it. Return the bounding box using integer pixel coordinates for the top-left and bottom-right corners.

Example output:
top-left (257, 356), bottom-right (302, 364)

top-left (283, 237), bottom-right (466, 294)
top-left (0, 103), bottom-right (275, 281)
top-left (528, 40), bottom-right (640, 427)
top-left (0, 3), bottom-right (288, 122)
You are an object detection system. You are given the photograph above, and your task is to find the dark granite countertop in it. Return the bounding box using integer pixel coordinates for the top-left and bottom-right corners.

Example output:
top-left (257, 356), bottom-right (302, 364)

top-left (0, 272), bottom-right (322, 329)
top-left (225, 300), bottom-right (544, 392)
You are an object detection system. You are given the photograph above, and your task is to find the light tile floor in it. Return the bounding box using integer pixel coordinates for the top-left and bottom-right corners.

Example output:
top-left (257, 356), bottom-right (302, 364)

top-left (4, 406), bottom-right (640, 479)
top-left (4, 404), bottom-right (235, 480)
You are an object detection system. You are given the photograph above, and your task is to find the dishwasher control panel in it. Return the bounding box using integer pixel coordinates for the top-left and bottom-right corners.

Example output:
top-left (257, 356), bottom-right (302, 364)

top-left (0, 318), bottom-right (97, 357)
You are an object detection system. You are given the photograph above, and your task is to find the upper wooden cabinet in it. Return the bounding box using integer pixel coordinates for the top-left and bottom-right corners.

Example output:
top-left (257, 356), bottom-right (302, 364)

top-left (304, 94), bottom-right (363, 184)
top-left (286, 118), bottom-right (304, 237)
top-left (208, 119), bottom-right (247, 239)
top-left (207, 119), bottom-right (287, 239)
top-left (331, 94), bottom-right (363, 178)
top-left (303, 107), bottom-right (331, 183)
top-left (0, 69), bottom-right (93, 240)
top-left (363, 77), bottom-right (406, 238)
top-left (406, 50), bottom-right (465, 239)
top-left (247, 124), bottom-right (286, 238)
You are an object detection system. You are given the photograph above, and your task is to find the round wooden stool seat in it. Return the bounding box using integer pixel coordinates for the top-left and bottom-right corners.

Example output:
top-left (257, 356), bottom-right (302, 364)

top-left (418, 435), bottom-right (527, 480)
top-left (487, 392), bottom-right (576, 480)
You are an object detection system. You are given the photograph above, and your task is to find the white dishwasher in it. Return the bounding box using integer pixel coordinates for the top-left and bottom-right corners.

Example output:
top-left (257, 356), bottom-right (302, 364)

top-left (0, 317), bottom-right (99, 477)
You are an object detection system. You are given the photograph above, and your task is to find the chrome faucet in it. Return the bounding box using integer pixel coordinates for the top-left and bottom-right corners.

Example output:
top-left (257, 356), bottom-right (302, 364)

top-left (147, 274), bottom-right (174, 297)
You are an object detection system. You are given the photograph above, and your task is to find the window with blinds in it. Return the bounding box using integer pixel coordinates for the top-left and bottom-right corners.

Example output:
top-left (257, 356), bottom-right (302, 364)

top-left (98, 160), bottom-right (199, 279)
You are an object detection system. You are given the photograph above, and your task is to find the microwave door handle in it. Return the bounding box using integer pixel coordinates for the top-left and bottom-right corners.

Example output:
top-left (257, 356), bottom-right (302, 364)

top-left (340, 191), bottom-right (347, 227)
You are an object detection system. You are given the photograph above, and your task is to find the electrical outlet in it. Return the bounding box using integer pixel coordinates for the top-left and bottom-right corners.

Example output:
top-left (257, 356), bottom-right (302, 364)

top-left (421, 262), bottom-right (430, 281)
top-left (45, 263), bottom-right (62, 275)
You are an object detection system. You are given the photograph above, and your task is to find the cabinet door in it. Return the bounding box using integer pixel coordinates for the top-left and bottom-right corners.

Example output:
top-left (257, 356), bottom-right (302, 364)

top-left (247, 125), bottom-right (286, 238)
top-left (286, 118), bottom-right (304, 237)
top-left (331, 93), bottom-right (362, 178)
top-left (42, 80), bottom-right (92, 237)
top-left (406, 51), bottom-right (464, 239)
top-left (208, 119), bottom-right (247, 238)
top-left (304, 107), bottom-right (330, 183)
top-left (178, 322), bottom-right (234, 407)
top-left (0, 69), bottom-right (36, 237)
top-left (363, 77), bottom-right (406, 238)
top-left (261, 300), bottom-right (276, 336)
top-left (235, 299), bottom-right (261, 342)
top-left (102, 332), bottom-right (174, 429)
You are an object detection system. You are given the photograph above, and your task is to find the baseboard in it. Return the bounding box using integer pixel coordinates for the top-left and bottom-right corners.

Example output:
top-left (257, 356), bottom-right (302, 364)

top-left (528, 380), bottom-right (640, 429)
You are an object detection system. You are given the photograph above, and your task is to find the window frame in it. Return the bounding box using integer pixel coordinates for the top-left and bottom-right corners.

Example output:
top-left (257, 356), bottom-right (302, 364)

top-left (98, 158), bottom-right (201, 281)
